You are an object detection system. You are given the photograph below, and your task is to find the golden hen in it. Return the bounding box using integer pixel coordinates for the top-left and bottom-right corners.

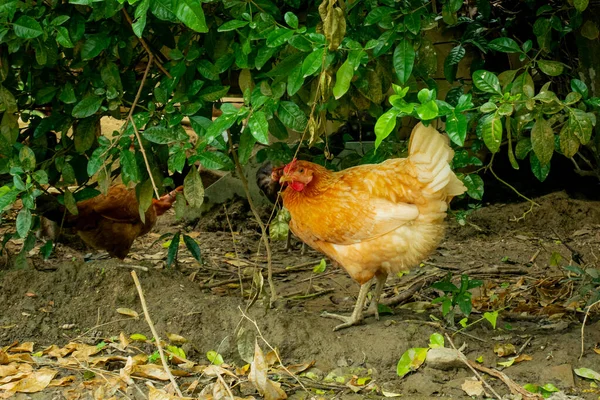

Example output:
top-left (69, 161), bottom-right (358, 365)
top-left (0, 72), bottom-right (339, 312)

top-left (278, 123), bottom-right (466, 330)
top-left (36, 185), bottom-right (183, 259)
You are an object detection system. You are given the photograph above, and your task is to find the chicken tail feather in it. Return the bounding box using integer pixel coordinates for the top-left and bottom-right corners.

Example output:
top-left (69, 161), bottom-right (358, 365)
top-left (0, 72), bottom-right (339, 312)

top-left (408, 123), bottom-right (466, 199)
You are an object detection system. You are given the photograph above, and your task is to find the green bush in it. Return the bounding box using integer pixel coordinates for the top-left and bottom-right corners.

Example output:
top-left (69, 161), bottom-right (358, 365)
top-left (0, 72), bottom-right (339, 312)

top-left (0, 0), bottom-right (598, 249)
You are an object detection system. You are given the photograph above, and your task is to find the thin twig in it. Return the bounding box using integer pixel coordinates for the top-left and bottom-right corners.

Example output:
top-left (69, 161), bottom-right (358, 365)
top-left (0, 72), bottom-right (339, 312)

top-left (121, 8), bottom-right (172, 79)
top-left (580, 299), bottom-right (600, 360)
top-left (130, 114), bottom-right (160, 199)
top-left (223, 204), bottom-right (244, 298)
top-left (130, 271), bottom-right (183, 397)
top-left (488, 165), bottom-right (540, 218)
top-left (228, 135), bottom-right (277, 305)
top-left (445, 334), bottom-right (502, 400)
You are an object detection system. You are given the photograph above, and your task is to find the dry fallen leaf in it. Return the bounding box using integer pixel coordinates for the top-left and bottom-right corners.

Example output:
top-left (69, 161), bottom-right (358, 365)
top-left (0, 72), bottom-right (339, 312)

top-left (48, 375), bottom-right (76, 387)
top-left (10, 342), bottom-right (34, 353)
top-left (461, 378), bottom-right (484, 396)
top-left (133, 364), bottom-right (170, 381)
top-left (120, 356), bottom-right (135, 385)
top-left (0, 367), bottom-right (57, 394)
top-left (166, 333), bottom-right (188, 345)
top-left (119, 332), bottom-right (130, 349)
top-left (248, 341), bottom-right (287, 400)
top-left (0, 352), bottom-right (8, 366)
top-left (493, 343), bottom-right (516, 357)
top-left (116, 308), bottom-right (139, 319)
top-left (514, 354), bottom-right (532, 363)
top-left (147, 383), bottom-right (194, 400)
top-left (0, 364), bottom-right (18, 379)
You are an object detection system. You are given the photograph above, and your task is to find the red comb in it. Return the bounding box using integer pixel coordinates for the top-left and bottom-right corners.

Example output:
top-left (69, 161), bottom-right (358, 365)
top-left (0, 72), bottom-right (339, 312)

top-left (283, 158), bottom-right (297, 175)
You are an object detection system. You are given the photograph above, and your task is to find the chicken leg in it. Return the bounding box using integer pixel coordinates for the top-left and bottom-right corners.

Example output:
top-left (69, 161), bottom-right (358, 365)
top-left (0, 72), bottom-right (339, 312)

top-left (367, 272), bottom-right (388, 320)
top-left (321, 272), bottom-right (388, 331)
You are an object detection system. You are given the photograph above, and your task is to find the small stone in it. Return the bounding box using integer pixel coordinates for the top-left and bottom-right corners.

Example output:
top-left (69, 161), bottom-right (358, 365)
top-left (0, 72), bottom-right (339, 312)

top-left (426, 348), bottom-right (465, 370)
top-left (541, 364), bottom-right (575, 388)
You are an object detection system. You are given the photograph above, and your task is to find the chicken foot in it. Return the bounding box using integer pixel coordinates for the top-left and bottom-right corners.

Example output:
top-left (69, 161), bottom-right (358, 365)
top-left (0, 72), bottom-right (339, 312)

top-left (321, 273), bottom-right (388, 331)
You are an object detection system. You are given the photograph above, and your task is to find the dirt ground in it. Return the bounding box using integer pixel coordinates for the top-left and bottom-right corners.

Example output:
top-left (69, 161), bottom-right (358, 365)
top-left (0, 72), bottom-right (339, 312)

top-left (1, 191), bottom-right (600, 399)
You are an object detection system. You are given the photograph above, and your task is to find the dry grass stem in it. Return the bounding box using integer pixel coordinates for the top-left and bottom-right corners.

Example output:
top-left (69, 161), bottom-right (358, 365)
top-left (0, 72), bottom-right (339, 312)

top-left (130, 271), bottom-right (183, 397)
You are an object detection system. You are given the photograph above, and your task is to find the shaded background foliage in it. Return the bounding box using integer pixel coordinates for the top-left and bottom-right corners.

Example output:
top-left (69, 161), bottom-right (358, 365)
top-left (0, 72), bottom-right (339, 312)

top-left (0, 0), bottom-right (599, 254)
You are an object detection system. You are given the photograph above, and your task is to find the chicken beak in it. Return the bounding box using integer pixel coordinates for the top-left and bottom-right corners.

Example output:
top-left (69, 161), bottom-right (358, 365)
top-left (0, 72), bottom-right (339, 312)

top-left (278, 175), bottom-right (292, 184)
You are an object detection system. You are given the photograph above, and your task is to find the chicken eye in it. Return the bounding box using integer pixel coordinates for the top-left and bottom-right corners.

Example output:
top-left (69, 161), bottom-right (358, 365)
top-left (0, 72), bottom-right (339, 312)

top-left (299, 168), bottom-right (304, 173)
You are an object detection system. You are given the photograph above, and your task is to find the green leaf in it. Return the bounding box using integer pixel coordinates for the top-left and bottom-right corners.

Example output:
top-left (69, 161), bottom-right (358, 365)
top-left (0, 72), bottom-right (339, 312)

top-left (488, 37), bottom-right (522, 53)
top-left (313, 258), bottom-right (327, 273)
top-left (120, 150), bottom-right (140, 185)
top-left (196, 150), bottom-right (234, 170)
top-left (564, 92), bottom-right (582, 105)
top-left (443, 45), bottom-right (465, 83)
top-left (333, 59), bottom-right (353, 99)
top-left (480, 102), bottom-right (497, 113)
top-left (248, 111), bottom-right (269, 145)
top-left (284, 12), bottom-right (299, 29)
top-left (56, 26), bottom-right (74, 48)
top-left (0, 85), bottom-right (17, 113)
top-left (393, 39), bottom-right (415, 85)
top-left (396, 348), bottom-right (428, 378)
top-left (81, 33), bottom-right (110, 60)
top-left (136, 179), bottom-right (153, 223)
top-left (64, 189), bottom-right (79, 216)
top-left (287, 64), bottom-right (304, 96)
top-left (472, 70), bottom-right (502, 94)
top-left (497, 103), bottom-right (513, 116)
top-left (174, 0), bottom-right (208, 32)
top-left (559, 124), bottom-right (579, 158)
top-left (574, 367), bottom-right (600, 381)
top-left (479, 112), bottom-right (503, 153)
top-left (238, 129), bottom-right (256, 165)
top-left (74, 117), bottom-right (98, 153)
top-left (511, 72), bottom-right (534, 98)
top-left (531, 118), bottom-right (554, 165)
top-left (446, 112), bottom-right (467, 146)
top-left (278, 101), bottom-right (307, 131)
top-left (571, 79), bottom-right (589, 99)
top-left (101, 62), bottom-right (123, 91)
top-left (183, 234), bottom-right (202, 263)
top-left (483, 311), bottom-right (498, 329)
top-left (515, 138), bottom-right (532, 160)
top-left (568, 108), bottom-right (593, 145)
top-left (428, 333), bottom-right (444, 349)
top-left (537, 60), bottom-right (564, 76)
top-left (462, 174), bottom-right (484, 200)
top-left (302, 48), bottom-right (324, 77)
top-left (573, 0), bottom-right (589, 12)
top-left (198, 85), bottom-right (229, 102)
top-left (374, 108), bottom-right (399, 149)
top-left (268, 116), bottom-right (288, 140)
top-left (167, 231), bottom-right (180, 268)
top-left (16, 208), bottom-right (32, 238)
top-left (72, 94), bottom-right (103, 118)
top-left (59, 82), bottom-right (77, 104)
top-left (143, 125), bottom-right (186, 144)
top-left (218, 20), bottom-right (249, 32)
top-left (530, 152), bottom-right (550, 182)
top-left (266, 28), bottom-right (295, 47)
top-left (13, 16), bottom-right (43, 39)
top-left (498, 70), bottom-right (518, 89)
top-left (19, 146), bottom-right (36, 171)
top-left (207, 350), bottom-right (224, 366)
top-left (40, 240), bottom-right (53, 260)
top-left (416, 100), bottom-right (438, 120)
top-left (183, 167), bottom-right (204, 208)
top-left (364, 7), bottom-right (395, 26)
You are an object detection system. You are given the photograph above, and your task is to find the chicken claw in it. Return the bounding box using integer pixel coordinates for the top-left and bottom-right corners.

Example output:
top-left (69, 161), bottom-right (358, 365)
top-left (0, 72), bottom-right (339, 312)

top-left (321, 311), bottom-right (363, 331)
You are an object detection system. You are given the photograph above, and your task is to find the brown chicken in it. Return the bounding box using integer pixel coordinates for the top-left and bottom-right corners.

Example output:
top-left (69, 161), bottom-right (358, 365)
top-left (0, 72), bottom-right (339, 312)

top-left (278, 123), bottom-right (466, 330)
top-left (36, 185), bottom-right (183, 259)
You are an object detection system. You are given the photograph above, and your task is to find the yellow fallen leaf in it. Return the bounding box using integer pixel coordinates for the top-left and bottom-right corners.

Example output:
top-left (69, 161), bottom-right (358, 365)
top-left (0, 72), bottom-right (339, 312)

top-left (462, 378), bottom-right (484, 396)
top-left (9, 342), bottom-right (34, 353)
top-left (166, 333), bottom-right (187, 345)
top-left (0, 352), bottom-right (8, 366)
top-left (48, 375), bottom-right (76, 387)
top-left (0, 364), bottom-right (18, 379)
top-left (0, 367), bottom-right (56, 393)
top-left (116, 308), bottom-right (139, 319)
top-left (132, 364), bottom-right (170, 381)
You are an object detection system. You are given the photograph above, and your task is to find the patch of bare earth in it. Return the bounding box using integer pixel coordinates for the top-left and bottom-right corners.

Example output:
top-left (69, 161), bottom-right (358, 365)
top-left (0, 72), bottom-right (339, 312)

top-left (1, 191), bottom-right (599, 398)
